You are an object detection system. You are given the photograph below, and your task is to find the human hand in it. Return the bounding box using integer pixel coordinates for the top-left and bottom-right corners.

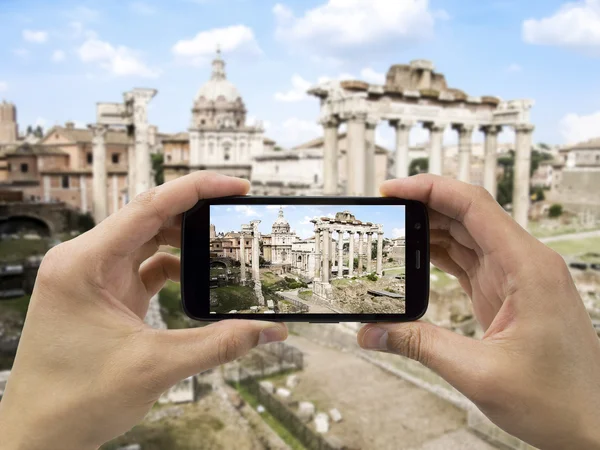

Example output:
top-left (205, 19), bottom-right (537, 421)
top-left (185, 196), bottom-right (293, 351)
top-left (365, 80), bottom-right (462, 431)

top-left (358, 175), bottom-right (600, 450)
top-left (0, 172), bottom-right (287, 450)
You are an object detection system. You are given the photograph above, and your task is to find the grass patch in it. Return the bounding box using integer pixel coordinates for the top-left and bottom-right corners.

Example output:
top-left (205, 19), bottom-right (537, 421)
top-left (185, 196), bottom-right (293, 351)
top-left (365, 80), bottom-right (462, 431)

top-left (236, 384), bottom-right (306, 450)
top-left (0, 295), bottom-right (31, 318)
top-left (158, 280), bottom-right (189, 329)
top-left (383, 267), bottom-right (405, 277)
top-left (101, 404), bottom-right (225, 450)
top-left (546, 237), bottom-right (600, 257)
top-left (1, 239), bottom-right (50, 262)
top-left (331, 278), bottom-right (352, 288)
top-left (298, 290), bottom-right (313, 300)
top-left (212, 284), bottom-right (259, 313)
top-left (529, 221), bottom-right (600, 238)
top-left (430, 267), bottom-right (455, 289)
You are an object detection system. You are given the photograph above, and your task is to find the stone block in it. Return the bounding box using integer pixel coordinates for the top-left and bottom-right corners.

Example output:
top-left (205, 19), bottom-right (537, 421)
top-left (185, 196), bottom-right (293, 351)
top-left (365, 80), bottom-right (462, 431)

top-left (259, 381), bottom-right (275, 394)
top-left (267, 300), bottom-right (275, 308)
top-left (286, 374), bottom-right (299, 389)
top-left (329, 408), bottom-right (343, 423)
top-left (276, 387), bottom-right (291, 399)
top-left (314, 412), bottom-right (329, 433)
top-left (297, 401), bottom-right (315, 422)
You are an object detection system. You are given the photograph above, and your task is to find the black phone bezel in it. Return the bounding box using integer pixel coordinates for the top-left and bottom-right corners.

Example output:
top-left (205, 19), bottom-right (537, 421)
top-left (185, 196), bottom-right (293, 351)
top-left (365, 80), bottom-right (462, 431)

top-left (181, 196), bottom-right (429, 323)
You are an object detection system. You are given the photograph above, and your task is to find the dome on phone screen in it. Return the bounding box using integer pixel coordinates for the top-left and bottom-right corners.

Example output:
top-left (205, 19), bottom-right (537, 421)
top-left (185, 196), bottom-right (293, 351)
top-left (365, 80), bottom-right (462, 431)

top-left (272, 206), bottom-right (290, 233)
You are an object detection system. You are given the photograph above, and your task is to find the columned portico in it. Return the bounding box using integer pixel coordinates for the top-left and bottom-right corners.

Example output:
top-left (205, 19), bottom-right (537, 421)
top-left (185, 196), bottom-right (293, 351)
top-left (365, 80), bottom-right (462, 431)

top-left (514, 124), bottom-right (535, 228)
top-left (425, 122), bottom-right (446, 176)
top-left (357, 231), bottom-right (365, 275)
top-left (347, 113), bottom-right (367, 196)
top-left (481, 125), bottom-right (502, 197)
top-left (239, 230), bottom-right (247, 283)
top-left (454, 124), bottom-right (474, 183)
top-left (322, 117), bottom-right (340, 195)
top-left (390, 120), bottom-right (413, 179)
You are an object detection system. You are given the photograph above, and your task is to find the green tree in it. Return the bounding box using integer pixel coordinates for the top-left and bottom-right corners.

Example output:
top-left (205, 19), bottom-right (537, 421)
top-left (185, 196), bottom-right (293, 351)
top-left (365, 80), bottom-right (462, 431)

top-left (549, 204), bottom-right (563, 218)
top-left (26, 125), bottom-right (33, 136)
top-left (151, 153), bottom-right (164, 186)
top-left (409, 158), bottom-right (428, 176)
top-left (496, 151), bottom-right (514, 207)
top-left (34, 125), bottom-right (44, 138)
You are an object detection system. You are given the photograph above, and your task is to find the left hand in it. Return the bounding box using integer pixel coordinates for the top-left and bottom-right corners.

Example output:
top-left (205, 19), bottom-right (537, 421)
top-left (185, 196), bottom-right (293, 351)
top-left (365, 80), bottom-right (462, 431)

top-left (0, 172), bottom-right (288, 450)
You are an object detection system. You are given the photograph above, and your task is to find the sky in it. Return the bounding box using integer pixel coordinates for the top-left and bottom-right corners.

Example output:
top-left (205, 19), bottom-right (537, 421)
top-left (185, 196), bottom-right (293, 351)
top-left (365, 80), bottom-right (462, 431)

top-left (2, 0), bottom-right (600, 149)
top-left (210, 204), bottom-right (406, 240)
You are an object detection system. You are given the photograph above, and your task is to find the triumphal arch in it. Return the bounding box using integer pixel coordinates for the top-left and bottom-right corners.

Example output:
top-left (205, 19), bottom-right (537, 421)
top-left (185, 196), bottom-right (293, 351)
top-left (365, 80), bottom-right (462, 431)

top-left (309, 60), bottom-right (535, 227)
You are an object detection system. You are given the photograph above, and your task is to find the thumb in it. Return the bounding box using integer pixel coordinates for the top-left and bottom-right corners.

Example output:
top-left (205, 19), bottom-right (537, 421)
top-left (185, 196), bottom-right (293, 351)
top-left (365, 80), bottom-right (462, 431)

top-left (152, 320), bottom-right (288, 389)
top-left (358, 321), bottom-right (493, 399)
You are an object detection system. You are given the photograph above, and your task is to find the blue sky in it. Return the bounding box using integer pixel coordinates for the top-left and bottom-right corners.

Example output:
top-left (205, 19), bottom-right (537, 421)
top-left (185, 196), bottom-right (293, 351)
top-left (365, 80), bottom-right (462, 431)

top-left (2, 0), bottom-right (600, 148)
top-left (210, 204), bottom-right (406, 240)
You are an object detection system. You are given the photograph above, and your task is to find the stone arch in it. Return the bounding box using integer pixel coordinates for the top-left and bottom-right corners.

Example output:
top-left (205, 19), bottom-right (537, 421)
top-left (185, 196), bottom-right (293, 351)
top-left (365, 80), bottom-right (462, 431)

top-left (0, 215), bottom-right (53, 237)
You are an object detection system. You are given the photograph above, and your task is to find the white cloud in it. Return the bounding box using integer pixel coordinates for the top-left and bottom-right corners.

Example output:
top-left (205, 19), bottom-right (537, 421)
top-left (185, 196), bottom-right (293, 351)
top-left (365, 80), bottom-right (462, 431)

top-left (270, 117), bottom-right (321, 148)
top-left (130, 1), bottom-right (157, 15)
top-left (523, 0), bottom-right (600, 50)
top-left (392, 227), bottom-right (406, 238)
top-left (235, 205), bottom-right (261, 217)
top-left (506, 63), bottom-right (522, 73)
top-left (560, 110), bottom-right (600, 144)
top-left (274, 0), bottom-right (437, 57)
top-left (360, 67), bottom-right (386, 84)
top-left (172, 25), bottom-right (262, 66)
top-left (0, 81), bottom-right (7, 92)
top-left (274, 74), bottom-right (312, 102)
top-left (317, 72), bottom-right (356, 84)
top-left (78, 38), bottom-right (160, 78)
top-left (23, 29), bottom-right (48, 43)
top-left (51, 49), bottom-right (66, 62)
top-left (300, 213), bottom-right (334, 225)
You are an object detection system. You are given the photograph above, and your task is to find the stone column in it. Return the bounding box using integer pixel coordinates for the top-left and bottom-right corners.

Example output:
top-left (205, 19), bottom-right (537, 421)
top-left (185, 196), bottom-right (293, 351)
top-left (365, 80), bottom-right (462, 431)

top-left (337, 230), bottom-right (344, 279)
top-left (365, 117), bottom-right (377, 196)
top-left (80, 175), bottom-right (87, 212)
top-left (390, 120), bottom-right (413, 179)
top-left (127, 144), bottom-right (136, 202)
top-left (346, 113), bottom-right (367, 196)
top-left (481, 125), bottom-right (502, 199)
top-left (514, 124), bottom-right (535, 228)
top-left (131, 89), bottom-right (157, 196)
top-left (322, 117), bottom-right (339, 195)
top-left (251, 220), bottom-right (261, 281)
top-left (90, 124), bottom-right (108, 223)
top-left (425, 122), bottom-right (446, 176)
top-left (313, 226), bottom-right (321, 281)
top-left (376, 231), bottom-right (383, 277)
top-left (239, 233), bottom-right (247, 283)
top-left (453, 124), bottom-right (475, 183)
top-left (322, 227), bottom-right (330, 283)
top-left (112, 174), bottom-right (118, 214)
top-left (348, 231), bottom-right (355, 277)
top-left (357, 231), bottom-right (364, 275)
top-left (366, 232), bottom-right (373, 273)
top-left (43, 175), bottom-right (50, 202)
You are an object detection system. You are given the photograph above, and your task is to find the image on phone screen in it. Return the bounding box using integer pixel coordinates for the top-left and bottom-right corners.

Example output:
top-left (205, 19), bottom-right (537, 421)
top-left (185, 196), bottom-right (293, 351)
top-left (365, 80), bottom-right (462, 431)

top-left (208, 204), bottom-right (406, 315)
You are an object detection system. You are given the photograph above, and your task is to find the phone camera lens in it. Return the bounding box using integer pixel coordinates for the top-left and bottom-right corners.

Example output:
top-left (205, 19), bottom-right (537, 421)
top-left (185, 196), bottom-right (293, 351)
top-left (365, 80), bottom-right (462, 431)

top-left (414, 223), bottom-right (422, 230)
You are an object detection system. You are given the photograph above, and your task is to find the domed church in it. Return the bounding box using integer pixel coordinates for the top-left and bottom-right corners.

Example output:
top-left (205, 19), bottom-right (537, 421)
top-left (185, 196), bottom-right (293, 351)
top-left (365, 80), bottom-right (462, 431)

top-left (163, 48), bottom-right (270, 182)
top-left (263, 207), bottom-right (299, 265)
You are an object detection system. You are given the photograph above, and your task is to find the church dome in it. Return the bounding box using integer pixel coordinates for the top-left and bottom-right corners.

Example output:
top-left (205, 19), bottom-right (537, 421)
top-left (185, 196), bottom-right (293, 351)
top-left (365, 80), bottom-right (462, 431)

top-left (272, 207), bottom-right (290, 233)
top-left (194, 49), bottom-right (242, 103)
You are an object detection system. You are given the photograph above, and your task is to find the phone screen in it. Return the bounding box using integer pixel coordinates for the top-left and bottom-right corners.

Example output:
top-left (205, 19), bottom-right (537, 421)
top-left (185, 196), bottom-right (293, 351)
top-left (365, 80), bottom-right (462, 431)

top-left (209, 204), bottom-right (406, 315)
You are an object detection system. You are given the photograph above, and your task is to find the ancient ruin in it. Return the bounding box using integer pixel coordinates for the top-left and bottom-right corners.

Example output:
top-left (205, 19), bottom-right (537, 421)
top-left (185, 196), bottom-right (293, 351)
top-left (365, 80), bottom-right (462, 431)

top-left (310, 211), bottom-right (384, 301)
top-left (92, 88), bottom-right (157, 223)
top-left (309, 60), bottom-right (535, 227)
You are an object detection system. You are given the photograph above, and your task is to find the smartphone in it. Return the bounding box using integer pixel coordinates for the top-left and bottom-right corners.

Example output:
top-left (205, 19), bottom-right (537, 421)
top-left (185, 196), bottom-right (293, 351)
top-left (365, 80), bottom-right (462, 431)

top-left (181, 196), bottom-right (429, 323)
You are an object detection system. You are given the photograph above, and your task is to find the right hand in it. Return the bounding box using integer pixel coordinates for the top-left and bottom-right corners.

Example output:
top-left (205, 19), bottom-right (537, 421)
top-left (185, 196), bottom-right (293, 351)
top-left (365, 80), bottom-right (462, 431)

top-left (358, 175), bottom-right (600, 450)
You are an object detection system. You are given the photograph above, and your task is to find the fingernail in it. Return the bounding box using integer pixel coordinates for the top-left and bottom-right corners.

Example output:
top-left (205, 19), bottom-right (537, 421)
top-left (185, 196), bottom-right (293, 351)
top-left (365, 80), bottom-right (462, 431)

top-left (258, 326), bottom-right (285, 345)
top-left (361, 327), bottom-right (389, 350)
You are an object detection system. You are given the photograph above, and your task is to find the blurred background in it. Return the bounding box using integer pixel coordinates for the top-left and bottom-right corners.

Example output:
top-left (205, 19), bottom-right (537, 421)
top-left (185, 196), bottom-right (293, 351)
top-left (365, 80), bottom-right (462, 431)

top-left (1, 0), bottom-right (600, 449)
